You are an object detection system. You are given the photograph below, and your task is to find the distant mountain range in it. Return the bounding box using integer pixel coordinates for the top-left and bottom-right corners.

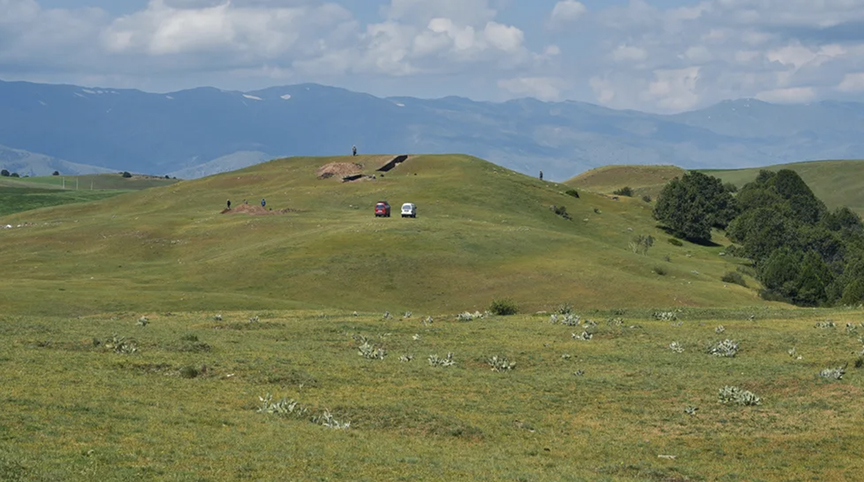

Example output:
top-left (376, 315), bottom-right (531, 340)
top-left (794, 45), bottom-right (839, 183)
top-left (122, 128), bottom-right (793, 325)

top-left (1, 79), bottom-right (863, 180)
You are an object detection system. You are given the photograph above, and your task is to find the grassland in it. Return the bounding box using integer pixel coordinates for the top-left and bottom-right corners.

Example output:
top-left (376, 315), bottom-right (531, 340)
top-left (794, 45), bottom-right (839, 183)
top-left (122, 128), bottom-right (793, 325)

top-left (565, 165), bottom-right (686, 199)
top-left (0, 174), bottom-right (178, 217)
top-left (2, 307), bottom-right (863, 481)
top-left (5, 173), bottom-right (179, 191)
top-left (3, 155), bottom-right (864, 481)
top-left (703, 160), bottom-right (864, 215)
top-left (567, 160), bottom-right (864, 216)
top-left (0, 154), bottom-right (768, 316)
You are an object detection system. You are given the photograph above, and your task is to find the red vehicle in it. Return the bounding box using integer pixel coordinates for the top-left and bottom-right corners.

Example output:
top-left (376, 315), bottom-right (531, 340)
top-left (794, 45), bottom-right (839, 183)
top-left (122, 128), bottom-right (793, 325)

top-left (374, 201), bottom-right (391, 217)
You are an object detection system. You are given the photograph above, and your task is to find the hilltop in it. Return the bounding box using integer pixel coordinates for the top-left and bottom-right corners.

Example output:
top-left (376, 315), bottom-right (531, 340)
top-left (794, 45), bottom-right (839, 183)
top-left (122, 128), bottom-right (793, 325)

top-left (565, 165), bottom-right (686, 199)
top-left (705, 159), bottom-right (864, 215)
top-left (0, 154), bottom-right (764, 316)
top-left (568, 160), bottom-right (864, 216)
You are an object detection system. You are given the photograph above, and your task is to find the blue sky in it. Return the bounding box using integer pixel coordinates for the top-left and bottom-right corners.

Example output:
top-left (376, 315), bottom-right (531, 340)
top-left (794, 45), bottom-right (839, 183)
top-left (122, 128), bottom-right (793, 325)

top-left (3, 0), bottom-right (864, 112)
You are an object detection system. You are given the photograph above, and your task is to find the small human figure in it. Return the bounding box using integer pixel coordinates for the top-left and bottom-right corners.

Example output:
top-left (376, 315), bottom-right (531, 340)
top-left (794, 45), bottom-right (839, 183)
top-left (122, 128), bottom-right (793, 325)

top-left (539, 170), bottom-right (544, 181)
top-left (227, 199), bottom-right (231, 209)
top-left (352, 145), bottom-right (357, 156)
top-left (243, 199), bottom-right (247, 205)
top-left (261, 198), bottom-right (266, 208)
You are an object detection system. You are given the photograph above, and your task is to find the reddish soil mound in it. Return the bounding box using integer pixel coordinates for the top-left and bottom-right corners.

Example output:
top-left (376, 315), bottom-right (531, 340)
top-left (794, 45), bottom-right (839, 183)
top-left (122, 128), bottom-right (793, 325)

top-left (221, 204), bottom-right (293, 216)
top-left (316, 162), bottom-right (363, 179)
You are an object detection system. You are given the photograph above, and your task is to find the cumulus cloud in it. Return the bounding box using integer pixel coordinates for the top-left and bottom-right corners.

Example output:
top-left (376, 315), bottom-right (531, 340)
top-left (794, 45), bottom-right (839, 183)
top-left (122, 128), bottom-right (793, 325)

top-left (549, 0), bottom-right (587, 29)
top-left (755, 87), bottom-right (817, 103)
top-left (2, 0), bottom-right (864, 111)
top-left (498, 77), bottom-right (565, 101)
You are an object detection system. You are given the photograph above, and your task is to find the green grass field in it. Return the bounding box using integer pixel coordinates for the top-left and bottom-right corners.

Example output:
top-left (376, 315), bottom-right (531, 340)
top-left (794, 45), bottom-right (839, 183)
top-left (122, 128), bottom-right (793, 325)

top-left (704, 160), bottom-right (864, 215)
top-left (5, 173), bottom-right (179, 191)
top-left (3, 154), bottom-right (863, 481)
top-left (0, 174), bottom-right (179, 217)
top-left (0, 154), bottom-right (768, 316)
top-left (565, 165), bottom-right (686, 200)
top-left (568, 160), bottom-right (864, 215)
top-left (2, 308), bottom-right (863, 481)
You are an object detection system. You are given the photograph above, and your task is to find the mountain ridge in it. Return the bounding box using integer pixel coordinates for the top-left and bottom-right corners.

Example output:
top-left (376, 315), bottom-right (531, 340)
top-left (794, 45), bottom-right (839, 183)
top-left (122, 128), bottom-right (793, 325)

top-left (2, 78), bottom-right (864, 180)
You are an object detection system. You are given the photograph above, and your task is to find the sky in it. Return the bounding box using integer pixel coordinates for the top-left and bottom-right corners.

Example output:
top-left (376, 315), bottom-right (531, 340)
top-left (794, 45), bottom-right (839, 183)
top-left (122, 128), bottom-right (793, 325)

top-left (2, 0), bottom-right (864, 112)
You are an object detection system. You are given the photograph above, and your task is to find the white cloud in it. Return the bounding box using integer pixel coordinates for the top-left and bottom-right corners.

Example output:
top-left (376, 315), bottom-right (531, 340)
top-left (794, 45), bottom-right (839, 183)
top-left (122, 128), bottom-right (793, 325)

top-left (3, 0), bottom-right (864, 111)
top-left (755, 87), bottom-right (816, 103)
top-left (642, 67), bottom-right (702, 112)
top-left (612, 45), bottom-right (648, 63)
top-left (498, 77), bottom-right (565, 101)
top-left (549, 0), bottom-right (587, 28)
top-left (838, 73), bottom-right (864, 93)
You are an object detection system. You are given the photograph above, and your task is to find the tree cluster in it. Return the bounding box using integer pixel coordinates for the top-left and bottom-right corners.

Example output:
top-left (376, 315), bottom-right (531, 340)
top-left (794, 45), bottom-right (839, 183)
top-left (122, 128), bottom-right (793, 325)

top-left (653, 172), bottom-right (737, 242)
top-left (654, 169), bottom-right (864, 306)
top-left (726, 170), bottom-right (864, 306)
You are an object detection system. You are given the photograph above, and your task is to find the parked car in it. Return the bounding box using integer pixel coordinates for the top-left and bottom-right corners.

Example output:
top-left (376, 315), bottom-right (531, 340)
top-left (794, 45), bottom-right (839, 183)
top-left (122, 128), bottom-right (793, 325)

top-left (401, 203), bottom-right (417, 218)
top-left (375, 201), bottom-right (391, 217)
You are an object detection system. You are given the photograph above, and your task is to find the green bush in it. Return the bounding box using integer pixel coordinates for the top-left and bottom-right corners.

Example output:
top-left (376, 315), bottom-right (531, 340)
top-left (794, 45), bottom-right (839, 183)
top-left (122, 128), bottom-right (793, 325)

top-left (122, 171), bottom-right (132, 178)
top-left (180, 366), bottom-right (200, 379)
top-left (642, 195), bottom-right (652, 203)
top-left (489, 298), bottom-right (518, 316)
top-left (721, 272), bottom-right (748, 287)
top-left (668, 238), bottom-right (683, 247)
top-left (565, 189), bottom-right (580, 199)
top-left (652, 266), bottom-right (667, 276)
top-left (551, 205), bottom-right (571, 220)
top-left (613, 187), bottom-right (634, 197)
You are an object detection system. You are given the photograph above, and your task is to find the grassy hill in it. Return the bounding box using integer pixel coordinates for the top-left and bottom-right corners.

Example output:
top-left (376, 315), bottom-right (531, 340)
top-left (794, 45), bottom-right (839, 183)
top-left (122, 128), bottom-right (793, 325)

top-left (0, 174), bottom-right (179, 217)
top-left (7, 173), bottom-right (179, 190)
top-left (565, 165), bottom-right (685, 199)
top-left (0, 154), bottom-right (766, 316)
top-left (568, 160), bottom-right (864, 216)
top-left (704, 159), bottom-right (864, 215)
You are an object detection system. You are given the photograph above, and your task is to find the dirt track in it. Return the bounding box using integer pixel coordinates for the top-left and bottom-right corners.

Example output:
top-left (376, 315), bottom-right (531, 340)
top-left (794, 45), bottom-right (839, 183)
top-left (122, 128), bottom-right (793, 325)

top-left (221, 204), bottom-right (294, 216)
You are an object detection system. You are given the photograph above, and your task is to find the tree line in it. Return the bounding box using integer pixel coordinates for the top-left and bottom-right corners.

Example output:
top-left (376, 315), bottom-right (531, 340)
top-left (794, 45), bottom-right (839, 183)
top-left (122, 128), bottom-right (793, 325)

top-left (654, 170), bottom-right (864, 307)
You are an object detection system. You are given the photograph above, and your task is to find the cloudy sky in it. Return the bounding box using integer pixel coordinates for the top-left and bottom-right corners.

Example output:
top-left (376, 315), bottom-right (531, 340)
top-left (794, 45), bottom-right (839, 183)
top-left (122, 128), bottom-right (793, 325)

top-left (2, 0), bottom-right (864, 112)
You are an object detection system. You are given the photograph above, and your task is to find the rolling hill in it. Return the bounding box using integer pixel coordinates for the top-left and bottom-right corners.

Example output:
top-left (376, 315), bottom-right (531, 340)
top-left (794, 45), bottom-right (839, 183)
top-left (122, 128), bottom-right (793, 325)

top-left (0, 154), bottom-right (765, 316)
top-left (565, 165), bottom-right (686, 199)
top-left (568, 159), bottom-right (864, 216)
top-left (0, 173), bottom-right (179, 217)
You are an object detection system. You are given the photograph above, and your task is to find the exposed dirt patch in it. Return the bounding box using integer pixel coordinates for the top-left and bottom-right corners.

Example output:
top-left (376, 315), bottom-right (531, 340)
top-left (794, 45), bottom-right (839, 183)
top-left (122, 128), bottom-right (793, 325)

top-left (316, 162), bottom-right (363, 179)
top-left (221, 204), bottom-right (295, 216)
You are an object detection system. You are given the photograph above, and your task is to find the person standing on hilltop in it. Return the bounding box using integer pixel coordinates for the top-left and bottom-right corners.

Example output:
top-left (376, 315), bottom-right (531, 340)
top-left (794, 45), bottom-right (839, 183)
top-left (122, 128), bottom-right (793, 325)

top-left (261, 198), bottom-right (266, 208)
top-left (352, 145), bottom-right (357, 156)
top-left (539, 170), bottom-right (544, 181)
top-left (227, 199), bottom-right (231, 210)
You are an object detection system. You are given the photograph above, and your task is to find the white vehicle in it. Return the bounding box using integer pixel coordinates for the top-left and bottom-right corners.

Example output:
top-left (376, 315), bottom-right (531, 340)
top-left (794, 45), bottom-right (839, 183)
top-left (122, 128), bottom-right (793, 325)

top-left (401, 203), bottom-right (417, 218)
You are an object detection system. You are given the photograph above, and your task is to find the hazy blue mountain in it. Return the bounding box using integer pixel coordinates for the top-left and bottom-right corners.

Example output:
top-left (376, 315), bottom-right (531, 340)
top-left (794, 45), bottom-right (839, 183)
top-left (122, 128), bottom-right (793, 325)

top-left (0, 145), bottom-right (113, 177)
top-left (2, 79), bottom-right (863, 180)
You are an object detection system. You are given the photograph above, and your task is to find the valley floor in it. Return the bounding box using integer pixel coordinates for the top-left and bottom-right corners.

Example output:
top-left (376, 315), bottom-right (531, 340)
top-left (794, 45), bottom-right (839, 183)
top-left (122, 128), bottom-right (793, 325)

top-left (2, 307), bottom-right (863, 481)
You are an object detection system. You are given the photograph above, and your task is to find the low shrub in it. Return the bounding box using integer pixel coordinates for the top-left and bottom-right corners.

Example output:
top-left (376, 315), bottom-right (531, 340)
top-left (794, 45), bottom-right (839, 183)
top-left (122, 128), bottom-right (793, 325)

top-left (613, 186), bottom-right (634, 197)
top-left (551, 205), bottom-right (572, 220)
top-left (819, 365), bottom-right (846, 380)
top-left (486, 355), bottom-right (516, 372)
top-left (489, 298), bottom-right (518, 316)
top-left (668, 238), bottom-right (684, 247)
top-left (180, 366), bottom-right (201, 379)
top-left (428, 353), bottom-right (455, 367)
top-left (722, 272), bottom-right (748, 287)
top-left (653, 266), bottom-right (667, 276)
top-left (642, 195), bottom-right (652, 203)
top-left (121, 171), bottom-right (132, 178)
top-left (718, 386), bottom-right (761, 406)
top-left (565, 189), bottom-right (580, 199)
top-left (708, 339), bottom-right (739, 357)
